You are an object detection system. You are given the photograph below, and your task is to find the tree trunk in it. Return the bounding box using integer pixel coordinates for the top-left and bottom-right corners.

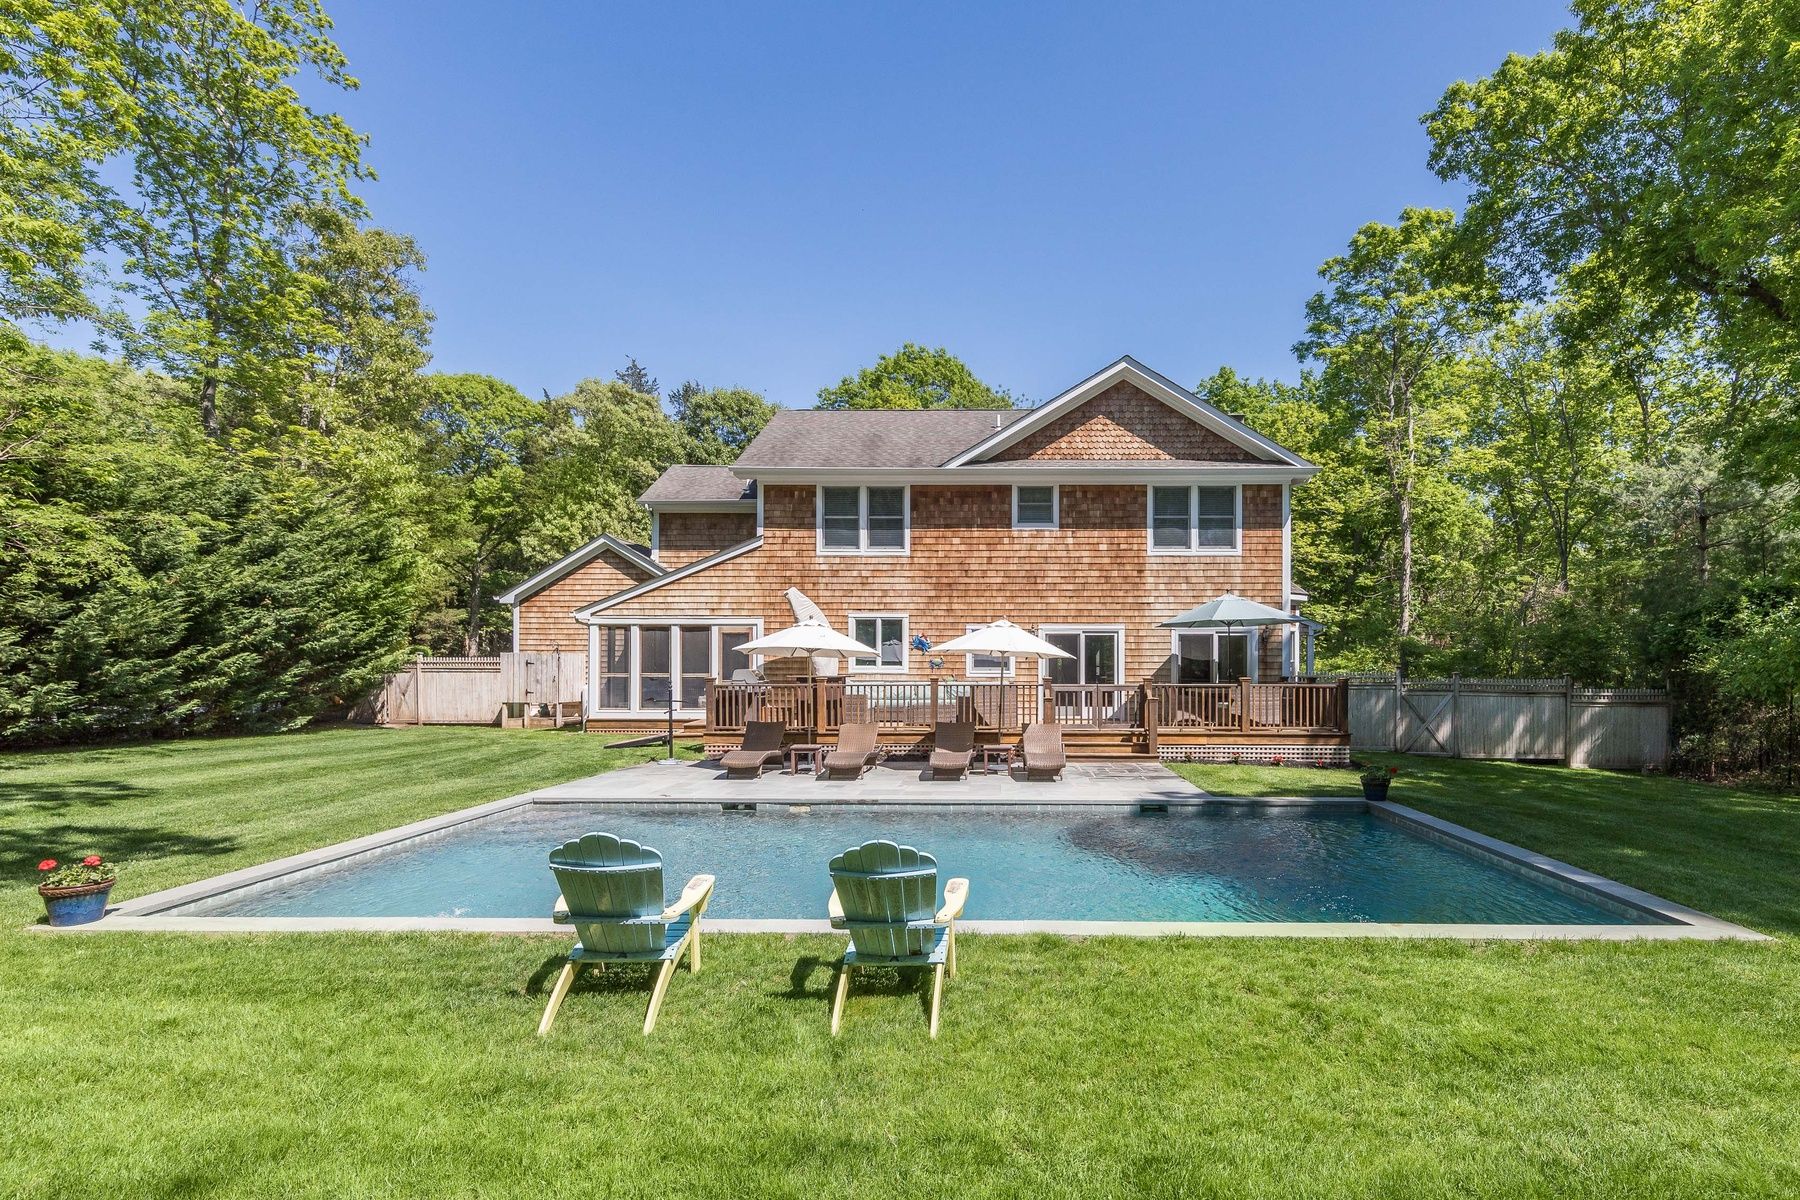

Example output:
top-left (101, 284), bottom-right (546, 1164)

top-left (463, 568), bottom-right (485, 656)
top-left (198, 374), bottom-right (220, 437)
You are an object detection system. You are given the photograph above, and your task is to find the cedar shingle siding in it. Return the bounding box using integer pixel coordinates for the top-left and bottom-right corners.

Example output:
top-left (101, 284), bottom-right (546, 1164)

top-left (993, 381), bottom-right (1262, 463)
top-left (598, 483), bottom-right (1286, 681)
top-left (515, 550), bottom-right (656, 652)
top-left (655, 511), bottom-right (758, 569)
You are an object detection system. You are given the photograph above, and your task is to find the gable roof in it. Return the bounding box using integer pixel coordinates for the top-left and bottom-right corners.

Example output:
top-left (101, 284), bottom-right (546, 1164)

top-left (638, 465), bottom-right (757, 507)
top-left (572, 536), bottom-right (764, 618)
top-left (732, 409), bottom-right (1029, 470)
top-left (494, 534), bottom-right (664, 606)
top-left (945, 356), bottom-right (1311, 469)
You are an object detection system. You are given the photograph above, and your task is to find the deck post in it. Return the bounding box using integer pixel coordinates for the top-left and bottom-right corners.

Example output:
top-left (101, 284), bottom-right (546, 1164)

top-left (1239, 677), bottom-right (1252, 733)
top-left (1336, 677), bottom-right (1351, 736)
top-left (930, 677), bottom-right (940, 728)
top-left (813, 676), bottom-right (828, 740)
top-left (1143, 687), bottom-right (1158, 756)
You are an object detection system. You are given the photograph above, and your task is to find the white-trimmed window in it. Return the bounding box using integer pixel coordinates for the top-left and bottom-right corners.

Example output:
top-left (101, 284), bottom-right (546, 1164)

top-left (818, 486), bottom-right (909, 554)
top-left (849, 614), bottom-right (908, 672)
top-left (1171, 630), bottom-right (1257, 682)
top-left (963, 622), bottom-right (1015, 677)
top-left (1011, 484), bottom-right (1058, 530)
top-left (1148, 484), bottom-right (1241, 554)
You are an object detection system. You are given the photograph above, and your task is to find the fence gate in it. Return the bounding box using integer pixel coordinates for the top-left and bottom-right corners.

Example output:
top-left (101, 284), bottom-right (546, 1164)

top-left (1395, 683), bottom-right (1454, 755)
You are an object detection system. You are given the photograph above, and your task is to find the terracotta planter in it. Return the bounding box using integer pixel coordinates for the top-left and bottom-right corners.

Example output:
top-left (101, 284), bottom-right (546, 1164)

top-left (39, 879), bottom-right (115, 927)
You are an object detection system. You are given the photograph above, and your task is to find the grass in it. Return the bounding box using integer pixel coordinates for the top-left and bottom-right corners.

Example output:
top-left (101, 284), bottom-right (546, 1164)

top-left (3, 728), bottom-right (1798, 1198)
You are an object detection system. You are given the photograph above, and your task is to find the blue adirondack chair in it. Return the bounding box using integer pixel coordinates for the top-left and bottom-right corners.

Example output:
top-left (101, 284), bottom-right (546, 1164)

top-left (827, 840), bottom-right (970, 1038)
top-left (537, 833), bottom-right (716, 1036)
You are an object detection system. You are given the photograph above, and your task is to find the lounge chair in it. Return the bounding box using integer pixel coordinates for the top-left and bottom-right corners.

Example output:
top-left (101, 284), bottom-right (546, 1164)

top-left (928, 721), bottom-right (975, 780)
top-left (1021, 722), bottom-right (1066, 781)
top-left (537, 833), bottom-right (715, 1036)
top-left (720, 720), bottom-right (785, 779)
top-left (822, 721), bottom-right (880, 780)
top-left (827, 839), bottom-right (970, 1038)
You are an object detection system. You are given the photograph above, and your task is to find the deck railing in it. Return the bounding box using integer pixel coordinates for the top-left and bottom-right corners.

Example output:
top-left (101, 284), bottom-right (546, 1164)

top-left (1148, 679), bottom-right (1350, 734)
top-left (705, 677), bottom-right (1350, 739)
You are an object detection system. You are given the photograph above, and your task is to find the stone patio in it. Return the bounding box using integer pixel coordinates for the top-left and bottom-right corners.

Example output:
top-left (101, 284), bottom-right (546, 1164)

top-left (529, 757), bottom-right (1238, 807)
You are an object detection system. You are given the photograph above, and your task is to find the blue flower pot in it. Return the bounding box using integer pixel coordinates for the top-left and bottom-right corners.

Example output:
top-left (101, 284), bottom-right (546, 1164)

top-left (1360, 778), bottom-right (1391, 803)
top-left (40, 881), bottom-right (114, 927)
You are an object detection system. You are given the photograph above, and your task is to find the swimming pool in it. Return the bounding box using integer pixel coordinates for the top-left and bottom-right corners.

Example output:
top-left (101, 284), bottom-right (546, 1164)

top-left (168, 803), bottom-right (1663, 926)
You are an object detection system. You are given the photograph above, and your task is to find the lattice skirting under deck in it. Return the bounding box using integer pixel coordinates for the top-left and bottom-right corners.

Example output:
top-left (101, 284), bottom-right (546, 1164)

top-left (1155, 744), bottom-right (1351, 766)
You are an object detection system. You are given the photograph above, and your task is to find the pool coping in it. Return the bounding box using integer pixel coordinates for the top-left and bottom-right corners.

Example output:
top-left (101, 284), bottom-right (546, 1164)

top-left (57, 788), bottom-right (1769, 942)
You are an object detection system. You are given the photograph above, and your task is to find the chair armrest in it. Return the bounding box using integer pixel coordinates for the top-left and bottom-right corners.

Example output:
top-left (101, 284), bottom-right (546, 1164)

top-left (828, 886), bottom-right (847, 928)
top-left (552, 893), bottom-right (571, 924)
top-left (936, 877), bottom-right (969, 924)
top-left (661, 874), bottom-right (716, 921)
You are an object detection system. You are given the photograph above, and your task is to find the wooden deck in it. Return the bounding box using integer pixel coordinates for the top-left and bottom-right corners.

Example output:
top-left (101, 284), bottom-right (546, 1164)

top-left (694, 678), bottom-right (1352, 761)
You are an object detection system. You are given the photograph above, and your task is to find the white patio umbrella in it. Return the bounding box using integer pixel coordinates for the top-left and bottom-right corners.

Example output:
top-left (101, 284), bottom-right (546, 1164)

top-left (732, 617), bottom-right (882, 740)
top-left (734, 617), bottom-right (881, 662)
top-left (931, 618), bottom-right (1074, 662)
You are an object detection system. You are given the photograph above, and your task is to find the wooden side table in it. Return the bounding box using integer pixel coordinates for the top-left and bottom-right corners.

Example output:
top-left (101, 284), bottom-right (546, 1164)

top-left (977, 743), bottom-right (1016, 774)
top-left (786, 743), bottom-right (828, 774)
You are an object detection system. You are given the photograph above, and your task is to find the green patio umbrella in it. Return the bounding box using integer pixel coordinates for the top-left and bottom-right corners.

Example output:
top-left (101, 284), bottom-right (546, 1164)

top-left (1156, 593), bottom-right (1296, 633)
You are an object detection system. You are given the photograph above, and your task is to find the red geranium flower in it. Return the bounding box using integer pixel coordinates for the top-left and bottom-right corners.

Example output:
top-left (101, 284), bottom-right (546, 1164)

top-left (37, 859), bottom-right (57, 872)
top-left (1387, 766), bottom-right (1399, 776)
top-left (82, 855), bottom-right (103, 867)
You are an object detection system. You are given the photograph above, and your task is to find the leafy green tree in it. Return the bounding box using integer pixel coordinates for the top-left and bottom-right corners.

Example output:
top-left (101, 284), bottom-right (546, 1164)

top-left (417, 374), bottom-right (545, 654)
top-left (1, 0), bottom-right (371, 433)
top-left (0, 328), bottom-right (419, 742)
top-left (1426, 0), bottom-right (1800, 475)
top-left (0, 2), bottom-right (130, 323)
top-left (1295, 209), bottom-right (1490, 661)
top-left (816, 343), bottom-right (1017, 410)
top-left (669, 382), bottom-right (775, 464)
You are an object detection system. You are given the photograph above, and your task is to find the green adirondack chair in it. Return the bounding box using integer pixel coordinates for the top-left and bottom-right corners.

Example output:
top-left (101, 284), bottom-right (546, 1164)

top-left (537, 833), bottom-right (715, 1036)
top-left (826, 839), bottom-right (970, 1038)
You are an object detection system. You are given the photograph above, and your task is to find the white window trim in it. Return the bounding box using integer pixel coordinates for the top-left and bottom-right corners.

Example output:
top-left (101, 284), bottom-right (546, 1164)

top-left (1167, 629), bottom-right (1260, 683)
top-left (847, 612), bottom-right (909, 674)
top-left (1146, 483), bottom-right (1242, 555)
top-left (583, 616), bottom-right (763, 717)
top-left (962, 622), bottom-right (1017, 678)
top-left (816, 485), bottom-right (911, 555)
top-left (1035, 624), bottom-right (1126, 684)
top-left (1010, 484), bottom-right (1059, 530)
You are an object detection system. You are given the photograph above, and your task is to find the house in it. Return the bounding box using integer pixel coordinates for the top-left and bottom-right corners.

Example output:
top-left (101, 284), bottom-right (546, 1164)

top-left (500, 356), bottom-right (1346, 761)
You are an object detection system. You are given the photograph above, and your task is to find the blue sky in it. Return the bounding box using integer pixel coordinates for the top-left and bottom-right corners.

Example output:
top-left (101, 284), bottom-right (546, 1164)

top-left (200, 3), bottom-right (1579, 405)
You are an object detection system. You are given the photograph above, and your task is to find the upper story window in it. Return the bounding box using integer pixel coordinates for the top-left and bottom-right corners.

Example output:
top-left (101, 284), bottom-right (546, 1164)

top-left (1148, 484), bottom-right (1240, 554)
top-left (818, 486), bottom-right (909, 554)
top-left (1011, 485), bottom-right (1058, 530)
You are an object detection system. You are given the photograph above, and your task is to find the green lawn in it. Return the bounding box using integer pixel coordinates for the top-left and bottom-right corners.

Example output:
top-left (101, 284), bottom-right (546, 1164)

top-left (3, 729), bottom-right (1798, 1198)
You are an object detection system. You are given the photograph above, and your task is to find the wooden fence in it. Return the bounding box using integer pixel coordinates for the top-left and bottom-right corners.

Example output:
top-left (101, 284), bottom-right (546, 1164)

top-left (355, 653), bottom-right (586, 727)
top-left (1337, 674), bottom-right (1670, 768)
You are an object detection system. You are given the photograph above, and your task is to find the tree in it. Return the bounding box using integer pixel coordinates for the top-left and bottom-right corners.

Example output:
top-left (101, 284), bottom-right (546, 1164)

top-left (288, 205), bottom-right (433, 432)
top-left (669, 382), bottom-right (775, 464)
top-left (0, 2), bottom-right (131, 323)
top-left (1295, 209), bottom-right (1490, 661)
top-left (1426, 0), bottom-right (1800, 476)
top-left (816, 343), bottom-right (1017, 409)
top-left (1, 0), bottom-right (371, 434)
top-left (417, 374), bottom-right (545, 654)
top-left (613, 357), bottom-right (659, 398)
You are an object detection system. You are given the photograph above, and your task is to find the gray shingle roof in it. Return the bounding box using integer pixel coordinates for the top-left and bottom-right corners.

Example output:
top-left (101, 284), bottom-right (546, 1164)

top-left (732, 409), bottom-right (1030, 469)
top-left (638, 465), bottom-right (757, 505)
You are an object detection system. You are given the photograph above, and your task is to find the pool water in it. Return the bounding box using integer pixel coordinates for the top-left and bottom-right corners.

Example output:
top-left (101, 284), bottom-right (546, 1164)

top-left (179, 804), bottom-right (1659, 925)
